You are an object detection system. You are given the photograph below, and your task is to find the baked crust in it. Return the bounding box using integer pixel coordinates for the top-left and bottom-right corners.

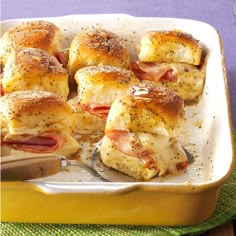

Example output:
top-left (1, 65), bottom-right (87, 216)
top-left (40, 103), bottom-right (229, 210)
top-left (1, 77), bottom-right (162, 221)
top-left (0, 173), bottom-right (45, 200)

top-left (106, 83), bottom-right (184, 135)
top-left (0, 20), bottom-right (61, 66)
top-left (138, 30), bottom-right (202, 65)
top-left (74, 65), bottom-right (140, 106)
top-left (2, 48), bottom-right (69, 100)
top-left (99, 83), bottom-right (187, 180)
top-left (0, 90), bottom-right (79, 157)
top-left (1, 90), bottom-right (75, 135)
top-left (68, 28), bottom-right (131, 77)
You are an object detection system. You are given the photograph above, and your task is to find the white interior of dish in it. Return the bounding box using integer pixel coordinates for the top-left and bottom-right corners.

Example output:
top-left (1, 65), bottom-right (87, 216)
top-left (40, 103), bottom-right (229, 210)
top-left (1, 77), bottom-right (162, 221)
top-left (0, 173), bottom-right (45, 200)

top-left (1, 15), bottom-right (233, 188)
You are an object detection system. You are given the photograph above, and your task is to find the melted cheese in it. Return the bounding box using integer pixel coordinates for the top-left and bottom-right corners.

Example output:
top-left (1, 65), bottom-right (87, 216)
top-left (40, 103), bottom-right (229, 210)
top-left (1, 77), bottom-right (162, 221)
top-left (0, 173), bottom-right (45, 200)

top-left (99, 134), bottom-right (188, 180)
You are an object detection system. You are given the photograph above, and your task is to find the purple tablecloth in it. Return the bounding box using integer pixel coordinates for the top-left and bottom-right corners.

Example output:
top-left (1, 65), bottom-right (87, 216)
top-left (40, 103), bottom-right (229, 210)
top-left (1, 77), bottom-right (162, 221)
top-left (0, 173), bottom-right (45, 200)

top-left (1, 0), bottom-right (236, 128)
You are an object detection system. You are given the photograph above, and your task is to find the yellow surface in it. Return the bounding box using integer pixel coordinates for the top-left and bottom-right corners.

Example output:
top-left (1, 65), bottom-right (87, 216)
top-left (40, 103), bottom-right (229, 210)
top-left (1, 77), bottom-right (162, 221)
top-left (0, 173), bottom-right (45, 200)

top-left (1, 15), bottom-right (235, 227)
top-left (1, 181), bottom-right (220, 226)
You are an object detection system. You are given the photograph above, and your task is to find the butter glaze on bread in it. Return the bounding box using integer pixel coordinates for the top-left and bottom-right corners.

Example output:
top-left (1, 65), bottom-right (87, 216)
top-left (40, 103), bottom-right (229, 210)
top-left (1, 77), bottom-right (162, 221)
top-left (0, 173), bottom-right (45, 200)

top-left (68, 28), bottom-right (131, 77)
top-left (74, 65), bottom-right (140, 106)
top-left (1, 90), bottom-right (73, 132)
top-left (138, 30), bottom-right (202, 65)
top-left (0, 20), bottom-right (61, 66)
top-left (105, 83), bottom-right (184, 135)
top-left (2, 48), bottom-right (69, 100)
top-left (1, 91), bottom-right (79, 157)
top-left (99, 83), bottom-right (188, 180)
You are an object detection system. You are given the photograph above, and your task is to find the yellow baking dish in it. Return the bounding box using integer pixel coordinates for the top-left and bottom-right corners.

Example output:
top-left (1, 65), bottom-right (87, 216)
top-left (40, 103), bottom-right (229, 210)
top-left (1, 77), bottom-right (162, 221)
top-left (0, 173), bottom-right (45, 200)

top-left (1, 14), bottom-right (234, 226)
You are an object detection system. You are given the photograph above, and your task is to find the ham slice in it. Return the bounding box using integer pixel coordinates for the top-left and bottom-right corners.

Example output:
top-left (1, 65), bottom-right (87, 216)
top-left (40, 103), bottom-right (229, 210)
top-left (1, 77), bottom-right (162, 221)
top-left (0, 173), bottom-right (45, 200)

top-left (105, 130), bottom-right (158, 170)
top-left (81, 104), bottom-right (110, 120)
top-left (1, 83), bottom-right (4, 96)
top-left (105, 129), bottom-right (189, 172)
top-left (55, 49), bottom-right (69, 68)
top-left (0, 73), bottom-right (4, 96)
top-left (2, 134), bottom-right (65, 153)
top-left (131, 61), bottom-right (178, 82)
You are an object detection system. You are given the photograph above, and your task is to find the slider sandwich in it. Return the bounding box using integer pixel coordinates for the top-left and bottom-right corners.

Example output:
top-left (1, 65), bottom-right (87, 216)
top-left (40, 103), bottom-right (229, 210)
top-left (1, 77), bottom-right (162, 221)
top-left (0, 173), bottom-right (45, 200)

top-left (98, 83), bottom-right (190, 180)
top-left (131, 30), bottom-right (206, 103)
top-left (69, 65), bottom-right (140, 134)
top-left (0, 20), bottom-right (62, 67)
top-left (2, 48), bottom-right (69, 100)
top-left (1, 90), bottom-right (79, 157)
top-left (68, 28), bottom-right (131, 78)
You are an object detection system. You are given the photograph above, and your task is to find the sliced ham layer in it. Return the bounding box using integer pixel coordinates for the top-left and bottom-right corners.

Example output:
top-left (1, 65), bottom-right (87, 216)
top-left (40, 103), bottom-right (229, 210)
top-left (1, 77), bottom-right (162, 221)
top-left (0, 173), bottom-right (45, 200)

top-left (105, 130), bottom-right (158, 170)
top-left (131, 61), bottom-right (178, 82)
top-left (81, 104), bottom-right (110, 120)
top-left (55, 49), bottom-right (69, 68)
top-left (0, 73), bottom-right (4, 96)
top-left (2, 134), bottom-right (65, 153)
top-left (105, 130), bottom-right (189, 172)
top-left (1, 83), bottom-right (4, 96)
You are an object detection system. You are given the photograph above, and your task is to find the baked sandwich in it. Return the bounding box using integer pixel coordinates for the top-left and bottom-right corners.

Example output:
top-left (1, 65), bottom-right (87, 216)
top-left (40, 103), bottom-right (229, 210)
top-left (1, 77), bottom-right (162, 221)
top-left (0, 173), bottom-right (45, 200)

top-left (2, 48), bottom-right (69, 100)
top-left (74, 65), bottom-right (140, 120)
top-left (68, 28), bottom-right (131, 78)
top-left (0, 20), bottom-right (62, 67)
top-left (1, 90), bottom-right (79, 157)
top-left (98, 83), bottom-right (189, 180)
top-left (132, 30), bottom-right (206, 103)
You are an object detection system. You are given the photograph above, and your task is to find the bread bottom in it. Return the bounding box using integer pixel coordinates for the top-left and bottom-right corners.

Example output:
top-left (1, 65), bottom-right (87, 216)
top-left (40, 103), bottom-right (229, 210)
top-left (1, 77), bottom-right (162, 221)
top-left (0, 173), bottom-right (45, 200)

top-left (98, 136), bottom-right (158, 180)
top-left (99, 135), bottom-right (188, 180)
top-left (1, 134), bottom-right (79, 158)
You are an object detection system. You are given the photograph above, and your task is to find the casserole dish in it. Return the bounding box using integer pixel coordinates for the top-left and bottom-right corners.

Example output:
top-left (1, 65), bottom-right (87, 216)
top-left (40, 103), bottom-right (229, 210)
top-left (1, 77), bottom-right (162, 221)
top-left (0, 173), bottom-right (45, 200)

top-left (1, 14), bottom-right (234, 226)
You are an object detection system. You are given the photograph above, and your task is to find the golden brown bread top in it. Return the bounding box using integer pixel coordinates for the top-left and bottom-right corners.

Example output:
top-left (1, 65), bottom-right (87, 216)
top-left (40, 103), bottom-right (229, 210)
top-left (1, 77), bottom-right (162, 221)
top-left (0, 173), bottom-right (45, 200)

top-left (68, 28), bottom-right (131, 77)
top-left (0, 20), bottom-right (61, 66)
top-left (75, 65), bottom-right (139, 85)
top-left (129, 83), bottom-right (184, 121)
top-left (106, 83), bottom-right (184, 134)
top-left (2, 48), bottom-right (69, 100)
top-left (0, 91), bottom-right (75, 134)
top-left (138, 30), bottom-right (202, 65)
top-left (148, 30), bottom-right (199, 46)
top-left (74, 65), bottom-right (140, 105)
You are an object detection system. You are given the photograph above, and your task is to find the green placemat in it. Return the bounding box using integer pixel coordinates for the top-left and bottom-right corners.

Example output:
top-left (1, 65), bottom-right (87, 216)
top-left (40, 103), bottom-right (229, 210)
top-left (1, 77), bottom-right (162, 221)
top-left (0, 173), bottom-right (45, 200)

top-left (1, 132), bottom-right (236, 236)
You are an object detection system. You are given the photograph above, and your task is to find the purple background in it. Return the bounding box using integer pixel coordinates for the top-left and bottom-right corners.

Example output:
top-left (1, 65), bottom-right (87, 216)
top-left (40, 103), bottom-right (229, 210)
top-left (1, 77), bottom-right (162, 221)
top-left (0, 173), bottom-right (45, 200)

top-left (1, 0), bottom-right (236, 128)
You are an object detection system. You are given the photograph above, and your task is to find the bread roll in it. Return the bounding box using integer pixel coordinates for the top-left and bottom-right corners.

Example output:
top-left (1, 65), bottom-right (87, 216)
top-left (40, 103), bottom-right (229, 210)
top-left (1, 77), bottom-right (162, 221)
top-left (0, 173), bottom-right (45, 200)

top-left (1, 91), bottom-right (79, 157)
top-left (98, 83), bottom-right (188, 180)
top-left (0, 20), bottom-right (61, 67)
top-left (68, 28), bottom-right (131, 77)
top-left (138, 30), bottom-right (202, 65)
top-left (105, 83), bottom-right (184, 135)
top-left (2, 48), bottom-right (69, 100)
top-left (99, 135), bottom-right (188, 180)
top-left (74, 65), bottom-right (140, 108)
